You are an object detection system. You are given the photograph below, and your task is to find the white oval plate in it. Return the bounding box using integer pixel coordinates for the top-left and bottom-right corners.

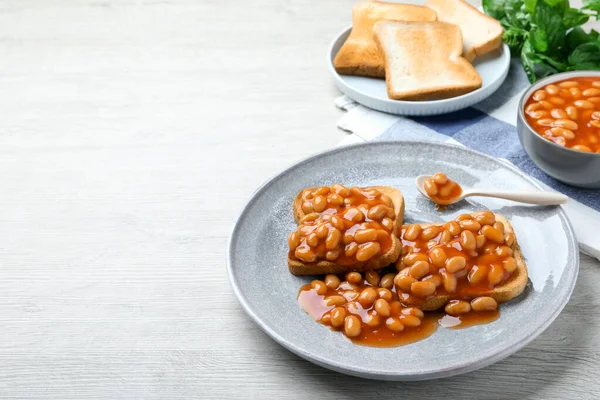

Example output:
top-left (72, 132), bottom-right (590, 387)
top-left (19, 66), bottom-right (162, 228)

top-left (228, 141), bottom-right (578, 381)
top-left (328, 26), bottom-right (511, 116)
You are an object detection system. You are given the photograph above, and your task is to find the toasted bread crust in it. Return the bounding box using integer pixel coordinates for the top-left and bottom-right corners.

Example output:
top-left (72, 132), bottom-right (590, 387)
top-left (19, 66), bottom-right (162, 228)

top-left (373, 21), bottom-right (482, 101)
top-left (425, 0), bottom-right (503, 62)
top-left (333, 2), bottom-right (437, 78)
top-left (396, 214), bottom-right (528, 310)
top-left (288, 186), bottom-right (404, 276)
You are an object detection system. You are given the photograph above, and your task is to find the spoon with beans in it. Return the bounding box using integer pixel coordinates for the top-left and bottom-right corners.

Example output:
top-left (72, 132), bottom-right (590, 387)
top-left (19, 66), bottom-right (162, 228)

top-left (416, 173), bottom-right (568, 206)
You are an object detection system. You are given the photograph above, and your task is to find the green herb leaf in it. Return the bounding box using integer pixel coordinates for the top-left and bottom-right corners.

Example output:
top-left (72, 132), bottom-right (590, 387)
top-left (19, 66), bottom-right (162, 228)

top-left (530, 0), bottom-right (566, 53)
top-left (521, 41), bottom-right (537, 83)
top-left (582, 0), bottom-right (600, 12)
top-left (524, 0), bottom-right (537, 13)
top-left (483, 0), bottom-right (511, 19)
top-left (566, 26), bottom-right (595, 50)
top-left (503, 26), bottom-right (529, 52)
top-left (568, 41), bottom-right (600, 69)
top-left (564, 8), bottom-right (590, 28)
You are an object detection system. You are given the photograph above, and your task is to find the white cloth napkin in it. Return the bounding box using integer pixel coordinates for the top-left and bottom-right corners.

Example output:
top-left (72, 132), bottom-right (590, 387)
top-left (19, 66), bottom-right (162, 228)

top-left (335, 94), bottom-right (600, 261)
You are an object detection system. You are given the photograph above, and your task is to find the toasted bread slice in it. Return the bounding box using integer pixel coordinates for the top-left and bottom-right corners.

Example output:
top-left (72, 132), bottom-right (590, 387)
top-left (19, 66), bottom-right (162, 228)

top-left (396, 214), bottom-right (527, 311)
top-left (373, 21), bottom-right (482, 101)
top-left (289, 186), bottom-right (405, 276)
top-left (425, 0), bottom-right (503, 62)
top-left (333, 1), bottom-right (437, 78)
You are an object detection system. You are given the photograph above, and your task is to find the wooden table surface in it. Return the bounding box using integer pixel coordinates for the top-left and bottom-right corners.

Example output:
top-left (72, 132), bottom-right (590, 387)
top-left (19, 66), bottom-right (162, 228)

top-left (0, 0), bottom-right (598, 398)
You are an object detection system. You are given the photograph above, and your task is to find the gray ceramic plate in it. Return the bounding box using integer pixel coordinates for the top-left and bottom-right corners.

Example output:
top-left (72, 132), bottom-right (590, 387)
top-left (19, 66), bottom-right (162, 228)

top-left (227, 141), bottom-right (579, 381)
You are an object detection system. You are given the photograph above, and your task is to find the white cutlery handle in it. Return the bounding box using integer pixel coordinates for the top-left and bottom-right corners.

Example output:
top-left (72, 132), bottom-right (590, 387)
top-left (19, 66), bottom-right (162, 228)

top-left (467, 190), bottom-right (569, 205)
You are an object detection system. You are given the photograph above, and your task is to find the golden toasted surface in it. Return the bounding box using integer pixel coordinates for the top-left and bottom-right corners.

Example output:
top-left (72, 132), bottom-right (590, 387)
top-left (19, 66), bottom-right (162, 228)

top-left (333, 1), bottom-right (437, 78)
top-left (373, 21), bottom-right (482, 101)
top-left (425, 0), bottom-right (503, 62)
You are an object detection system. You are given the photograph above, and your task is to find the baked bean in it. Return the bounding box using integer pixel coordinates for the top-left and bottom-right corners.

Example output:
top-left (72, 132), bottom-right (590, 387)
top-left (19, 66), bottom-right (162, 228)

top-left (482, 225), bottom-right (504, 243)
top-left (421, 226), bottom-right (441, 241)
top-left (492, 221), bottom-right (504, 234)
top-left (583, 88), bottom-right (600, 97)
top-left (367, 205), bottom-right (386, 221)
top-left (312, 195), bottom-right (326, 212)
top-left (381, 218), bottom-right (394, 232)
top-left (440, 230), bottom-right (452, 244)
top-left (594, 82), bottom-right (600, 88)
top-left (525, 102), bottom-right (542, 112)
top-left (476, 234), bottom-right (486, 249)
top-left (399, 314), bottom-right (422, 327)
top-left (456, 213), bottom-right (473, 221)
top-left (295, 246), bottom-right (316, 262)
top-left (343, 291), bottom-right (359, 302)
top-left (324, 229), bottom-right (340, 250)
top-left (288, 231), bottom-right (300, 251)
top-left (402, 307), bottom-right (425, 319)
top-left (346, 272), bottom-right (362, 284)
top-left (330, 307), bottom-right (346, 328)
top-left (343, 231), bottom-right (354, 245)
top-left (386, 317), bottom-right (405, 332)
top-left (358, 287), bottom-right (378, 307)
top-left (424, 179), bottom-right (438, 196)
top-left (445, 300), bottom-right (471, 315)
top-left (357, 204), bottom-right (369, 217)
top-left (575, 99), bottom-right (594, 109)
top-left (364, 270), bottom-right (380, 286)
top-left (471, 296), bottom-right (498, 311)
top-left (446, 221), bottom-right (461, 236)
top-left (394, 274), bottom-right (417, 292)
top-left (445, 256), bottom-right (467, 273)
top-left (468, 266), bottom-right (488, 286)
top-left (560, 89), bottom-right (571, 98)
top-left (546, 84), bottom-right (559, 95)
top-left (310, 280), bottom-right (327, 295)
top-left (548, 96), bottom-right (565, 105)
top-left (550, 127), bottom-right (575, 139)
top-left (565, 106), bottom-right (578, 120)
top-left (550, 108), bottom-right (567, 119)
top-left (331, 184), bottom-right (351, 197)
top-left (472, 210), bottom-right (495, 226)
top-left (554, 136), bottom-right (567, 146)
top-left (324, 274), bottom-right (340, 289)
top-left (589, 97), bottom-right (600, 104)
top-left (324, 295), bottom-right (346, 307)
top-left (503, 257), bottom-right (517, 273)
top-left (301, 201), bottom-right (314, 214)
top-left (380, 273), bottom-right (395, 289)
top-left (537, 118), bottom-right (554, 126)
top-left (321, 215), bottom-right (332, 221)
top-left (429, 247), bottom-right (448, 268)
top-left (554, 119), bottom-right (579, 130)
top-left (496, 245), bottom-right (513, 257)
top-left (321, 312), bottom-right (331, 324)
top-left (328, 193), bottom-right (344, 206)
top-left (538, 100), bottom-right (553, 110)
top-left (354, 228), bottom-right (377, 244)
top-left (460, 230), bottom-right (477, 251)
top-left (373, 298), bottom-right (391, 317)
top-left (488, 264), bottom-right (505, 285)
top-left (438, 182), bottom-right (457, 198)
top-left (377, 287), bottom-right (393, 301)
top-left (590, 120), bottom-right (600, 128)
top-left (433, 173), bottom-right (448, 185)
top-left (441, 269), bottom-right (457, 292)
top-left (404, 224), bottom-right (422, 241)
top-left (559, 81), bottom-right (578, 88)
top-left (364, 312), bottom-right (382, 328)
top-left (422, 274), bottom-right (442, 287)
top-left (529, 111), bottom-right (548, 119)
top-left (411, 281), bottom-right (436, 297)
top-left (326, 250), bottom-right (340, 261)
top-left (570, 87), bottom-right (582, 98)
top-left (380, 194), bottom-right (394, 207)
top-left (532, 90), bottom-right (547, 101)
top-left (403, 252), bottom-right (429, 266)
top-left (504, 232), bottom-right (515, 247)
top-left (344, 315), bottom-right (362, 337)
top-left (315, 187), bottom-right (330, 196)
top-left (315, 224), bottom-right (328, 239)
top-left (573, 144), bottom-right (592, 152)
top-left (329, 216), bottom-right (344, 231)
top-left (300, 213), bottom-right (319, 224)
top-left (460, 220), bottom-right (481, 232)
top-left (356, 242), bottom-right (380, 262)
top-left (345, 242), bottom-right (358, 257)
top-left (409, 261), bottom-right (431, 280)
top-left (343, 208), bottom-right (364, 223)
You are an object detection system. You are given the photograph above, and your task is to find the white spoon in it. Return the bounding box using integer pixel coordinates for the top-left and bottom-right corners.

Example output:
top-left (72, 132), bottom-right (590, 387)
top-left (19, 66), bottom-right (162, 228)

top-left (415, 175), bottom-right (569, 206)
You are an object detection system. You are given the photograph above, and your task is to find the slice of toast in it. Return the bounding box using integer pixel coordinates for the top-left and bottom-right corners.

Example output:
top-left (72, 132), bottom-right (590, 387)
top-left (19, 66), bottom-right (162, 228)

top-left (373, 21), bottom-right (482, 101)
top-left (333, 1), bottom-right (437, 78)
top-left (288, 186), bottom-right (405, 275)
top-left (425, 0), bottom-right (503, 62)
top-left (395, 214), bottom-right (528, 310)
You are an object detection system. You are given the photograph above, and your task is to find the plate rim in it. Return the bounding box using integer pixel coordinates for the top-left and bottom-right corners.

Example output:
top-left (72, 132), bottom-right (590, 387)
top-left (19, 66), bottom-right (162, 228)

top-left (227, 140), bottom-right (579, 380)
top-left (327, 25), bottom-right (511, 115)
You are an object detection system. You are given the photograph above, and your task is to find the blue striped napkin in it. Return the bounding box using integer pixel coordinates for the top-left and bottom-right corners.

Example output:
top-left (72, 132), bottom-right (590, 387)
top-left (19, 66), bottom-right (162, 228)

top-left (334, 58), bottom-right (600, 260)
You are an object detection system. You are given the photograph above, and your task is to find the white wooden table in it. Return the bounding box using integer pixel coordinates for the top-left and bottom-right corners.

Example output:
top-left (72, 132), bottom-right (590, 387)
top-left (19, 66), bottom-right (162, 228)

top-left (0, 1), bottom-right (598, 398)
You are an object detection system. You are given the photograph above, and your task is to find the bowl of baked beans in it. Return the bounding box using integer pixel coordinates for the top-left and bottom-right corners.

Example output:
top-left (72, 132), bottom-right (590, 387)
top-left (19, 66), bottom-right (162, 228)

top-left (517, 71), bottom-right (600, 188)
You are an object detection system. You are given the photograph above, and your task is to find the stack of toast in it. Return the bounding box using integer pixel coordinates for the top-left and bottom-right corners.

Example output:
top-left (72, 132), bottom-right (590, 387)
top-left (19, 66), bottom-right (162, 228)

top-left (333, 0), bottom-right (503, 101)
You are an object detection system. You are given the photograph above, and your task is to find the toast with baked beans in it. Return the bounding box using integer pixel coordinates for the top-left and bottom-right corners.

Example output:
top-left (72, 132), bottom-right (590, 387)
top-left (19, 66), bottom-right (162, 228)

top-left (287, 185), bottom-right (404, 275)
top-left (394, 212), bottom-right (527, 311)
